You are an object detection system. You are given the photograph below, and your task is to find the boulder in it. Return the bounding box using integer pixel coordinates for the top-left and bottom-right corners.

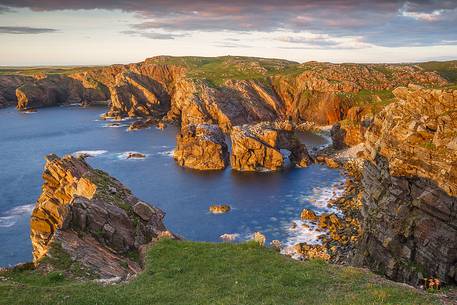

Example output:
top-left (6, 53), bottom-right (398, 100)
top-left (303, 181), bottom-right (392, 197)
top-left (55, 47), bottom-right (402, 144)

top-left (300, 208), bottom-right (318, 221)
top-left (253, 232), bottom-right (266, 246)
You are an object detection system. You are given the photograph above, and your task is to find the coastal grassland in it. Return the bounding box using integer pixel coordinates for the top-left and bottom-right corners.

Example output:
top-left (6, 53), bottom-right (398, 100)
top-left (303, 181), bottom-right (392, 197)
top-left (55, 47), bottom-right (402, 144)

top-left (0, 240), bottom-right (441, 305)
top-left (417, 60), bottom-right (457, 83)
top-left (0, 66), bottom-right (100, 76)
top-left (146, 55), bottom-right (299, 86)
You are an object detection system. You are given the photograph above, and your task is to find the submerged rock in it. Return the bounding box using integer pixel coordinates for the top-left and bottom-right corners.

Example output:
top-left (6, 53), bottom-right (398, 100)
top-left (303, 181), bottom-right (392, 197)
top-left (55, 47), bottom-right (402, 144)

top-left (174, 123), bottom-right (228, 170)
top-left (30, 154), bottom-right (174, 280)
top-left (126, 152), bottom-right (146, 159)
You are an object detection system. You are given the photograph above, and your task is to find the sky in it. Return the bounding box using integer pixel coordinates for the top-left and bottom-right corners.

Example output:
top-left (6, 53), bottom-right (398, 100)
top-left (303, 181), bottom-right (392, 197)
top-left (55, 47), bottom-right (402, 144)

top-left (0, 0), bottom-right (456, 66)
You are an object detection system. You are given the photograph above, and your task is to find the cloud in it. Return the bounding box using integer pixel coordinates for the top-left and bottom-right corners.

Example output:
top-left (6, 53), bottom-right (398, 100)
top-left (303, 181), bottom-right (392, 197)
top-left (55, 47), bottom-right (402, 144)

top-left (121, 30), bottom-right (188, 40)
top-left (0, 5), bottom-right (11, 13)
top-left (0, 1), bottom-right (456, 47)
top-left (0, 26), bottom-right (58, 34)
top-left (274, 32), bottom-right (373, 49)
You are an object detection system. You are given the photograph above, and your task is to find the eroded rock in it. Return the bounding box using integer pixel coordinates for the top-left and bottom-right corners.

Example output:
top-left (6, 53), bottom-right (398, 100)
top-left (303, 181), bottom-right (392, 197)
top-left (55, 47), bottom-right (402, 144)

top-left (355, 87), bottom-right (457, 285)
top-left (174, 124), bottom-right (228, 170)
top-left (230, 121), bottom-right (312, 171)
top-left (30, 154), bottom-right (173, 280)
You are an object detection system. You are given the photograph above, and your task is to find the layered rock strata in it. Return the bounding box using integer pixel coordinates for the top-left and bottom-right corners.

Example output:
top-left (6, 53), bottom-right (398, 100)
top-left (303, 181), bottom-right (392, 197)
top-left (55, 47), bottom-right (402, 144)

top-left (173, 123), bottom-right (229, 170)
top-left (356, 86), bottom-right (457, 285)
top-left (2, 57), bottom-right (447, 131)
top-left (230, 121), bottom-right (312, 171)
top-left (30, 154), bottom-right (172, 279)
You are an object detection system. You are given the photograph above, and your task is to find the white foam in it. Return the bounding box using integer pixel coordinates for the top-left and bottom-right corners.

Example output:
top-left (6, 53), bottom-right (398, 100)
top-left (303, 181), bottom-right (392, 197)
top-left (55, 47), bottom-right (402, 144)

top-left (281, 180), bottom-right (346, 255)
top-left (0, 204), bottom-right (34, 228)
top-left (157, 150), bottom-right (174, 157)
top-left (72, 150), bottom-right (108, 158)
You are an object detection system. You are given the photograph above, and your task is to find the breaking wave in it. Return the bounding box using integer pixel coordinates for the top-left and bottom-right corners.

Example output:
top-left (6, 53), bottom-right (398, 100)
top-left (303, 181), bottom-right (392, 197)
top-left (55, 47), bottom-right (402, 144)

top-left (0, 204), bottom-right (35, 228)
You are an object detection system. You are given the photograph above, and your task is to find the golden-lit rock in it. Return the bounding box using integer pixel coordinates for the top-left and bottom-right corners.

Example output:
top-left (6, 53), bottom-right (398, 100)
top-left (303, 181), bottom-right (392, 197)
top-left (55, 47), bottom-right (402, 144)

top-left (209, 204), bottom-right (231, 214)
top-left (253, 232), bottom-right (266, 246)
top-left (174, 124), bottom-right (228, 170)
top-left (30, 154), bottom-right (174, 280)
top-left (300, 208), bottom-right (318, 221)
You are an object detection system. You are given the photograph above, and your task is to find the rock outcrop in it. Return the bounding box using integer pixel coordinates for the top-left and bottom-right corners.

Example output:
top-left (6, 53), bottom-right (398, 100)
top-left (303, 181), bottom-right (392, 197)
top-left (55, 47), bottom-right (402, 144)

top-left (173, 123), bottom-right (229, 170)
top-left (30, 154), bottom-right (173, 279)
top-left (16, 74), bottom-right (108, 110)
top-left (0, 75), bottom-right (29, 108)
top-left (355, 86), bottom-right (457, 285)
top-left (230, 121), bottom-right (312, 171)
top-left (3, 56), bottom-right (447, 130)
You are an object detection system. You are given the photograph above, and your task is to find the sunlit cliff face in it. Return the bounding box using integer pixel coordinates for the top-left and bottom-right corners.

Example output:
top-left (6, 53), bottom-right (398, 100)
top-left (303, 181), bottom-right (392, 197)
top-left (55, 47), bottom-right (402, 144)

top-left (0, 0), bottom-right (456, 65)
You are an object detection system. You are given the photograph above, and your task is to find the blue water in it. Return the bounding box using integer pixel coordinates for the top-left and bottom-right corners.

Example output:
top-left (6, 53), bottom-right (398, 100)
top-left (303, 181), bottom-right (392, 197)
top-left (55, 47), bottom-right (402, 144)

top-left (0, 106), bottom-right (344, 266)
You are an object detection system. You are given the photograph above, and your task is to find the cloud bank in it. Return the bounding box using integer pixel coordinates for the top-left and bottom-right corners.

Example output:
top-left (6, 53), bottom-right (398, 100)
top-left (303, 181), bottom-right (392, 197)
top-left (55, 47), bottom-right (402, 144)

top-left (0, 0), bottom-right (456, 47)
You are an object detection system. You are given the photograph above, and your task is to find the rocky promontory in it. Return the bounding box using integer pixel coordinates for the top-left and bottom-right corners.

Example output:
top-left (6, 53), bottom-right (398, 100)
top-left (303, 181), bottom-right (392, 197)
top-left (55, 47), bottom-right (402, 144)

top-left (30, 154), bottom-right (174, 280)
top-left (355, 86), bottom-right (457, 285)
top-left (174, 123), bottom-right (229, 170)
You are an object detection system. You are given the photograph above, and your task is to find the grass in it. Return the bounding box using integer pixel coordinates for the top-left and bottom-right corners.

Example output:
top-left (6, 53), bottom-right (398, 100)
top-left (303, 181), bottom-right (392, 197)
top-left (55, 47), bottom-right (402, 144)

top-left (0, 239), bottom-right (441, 305)
top-left (0, 66), bottom-right (99, 76)
top-left (143, 55), bottom-right (296, 86)
top-left (417, 61), bottom-right (457, 83)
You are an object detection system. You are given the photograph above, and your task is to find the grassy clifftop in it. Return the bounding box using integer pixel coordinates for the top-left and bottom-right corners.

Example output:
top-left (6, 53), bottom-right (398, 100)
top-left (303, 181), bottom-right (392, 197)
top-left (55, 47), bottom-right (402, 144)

top-left (0, 240), bottom-right (441, 305)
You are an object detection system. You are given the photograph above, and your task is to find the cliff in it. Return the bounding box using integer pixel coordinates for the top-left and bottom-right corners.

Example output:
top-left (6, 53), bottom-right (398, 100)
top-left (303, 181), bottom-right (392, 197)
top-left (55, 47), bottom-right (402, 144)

top-left (30, 154), bottom-right (174, 280)
top-left (355, 86), bottom-right (457, 285)
top-left (1, 57), bottom-right (448, 127)
top-left (230, 121), bottom-right (311, 171)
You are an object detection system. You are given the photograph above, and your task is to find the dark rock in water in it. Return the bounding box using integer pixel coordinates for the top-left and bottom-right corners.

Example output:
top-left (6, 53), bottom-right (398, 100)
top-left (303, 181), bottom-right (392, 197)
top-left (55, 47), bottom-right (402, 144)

top-left (174, 123), bottom-right (228, 170)
top-left (230, 121), bottom-right (312, 171)
top-left (30, 154), bottom-right (175, 280)
top-left (127, 152), bottom-right (146, 159)
top-left (127, 118), bottom-right (156, 131)
top-left (354, 86), bottom-right (457, 286)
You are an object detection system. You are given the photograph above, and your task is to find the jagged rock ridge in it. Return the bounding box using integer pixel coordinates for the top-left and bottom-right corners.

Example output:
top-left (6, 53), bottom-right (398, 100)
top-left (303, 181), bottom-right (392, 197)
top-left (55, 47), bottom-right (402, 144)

top-left (31, 154), bottom-right (173, 279)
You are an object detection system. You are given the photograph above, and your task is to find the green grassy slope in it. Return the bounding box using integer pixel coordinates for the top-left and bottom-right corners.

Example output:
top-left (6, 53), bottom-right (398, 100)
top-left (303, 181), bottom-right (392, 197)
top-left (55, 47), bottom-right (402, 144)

top-left (0, 240), bottom-right (440, 305)
top-left (417, 61), bottom-right (457, 83)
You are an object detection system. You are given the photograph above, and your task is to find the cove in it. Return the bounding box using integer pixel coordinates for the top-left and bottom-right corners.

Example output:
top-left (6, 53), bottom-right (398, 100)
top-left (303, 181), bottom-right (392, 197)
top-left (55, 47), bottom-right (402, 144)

top-left (0, 106), bottom-right (344, 267)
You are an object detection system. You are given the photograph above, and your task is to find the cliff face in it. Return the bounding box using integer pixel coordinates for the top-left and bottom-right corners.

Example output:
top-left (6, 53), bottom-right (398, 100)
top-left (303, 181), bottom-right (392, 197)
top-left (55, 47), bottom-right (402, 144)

top-left (173, 124), bottom-right (229, 170)
top-left (31, 154), bottom-right (173, 279)
top-left (16, 74), bottom-right (108, 110)
top-left (230, 121), bottom-right (312, 171)
top-left (0, 75), bottom-right (30, 108)
top-left (3, 57), bottom-right (448, 129)
top-left (356, 86), bottom-right (457, 285)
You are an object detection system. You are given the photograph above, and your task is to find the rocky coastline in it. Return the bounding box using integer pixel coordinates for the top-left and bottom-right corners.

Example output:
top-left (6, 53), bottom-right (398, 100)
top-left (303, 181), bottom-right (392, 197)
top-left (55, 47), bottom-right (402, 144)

top-left (0, 56), bottom-right (456, 291)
